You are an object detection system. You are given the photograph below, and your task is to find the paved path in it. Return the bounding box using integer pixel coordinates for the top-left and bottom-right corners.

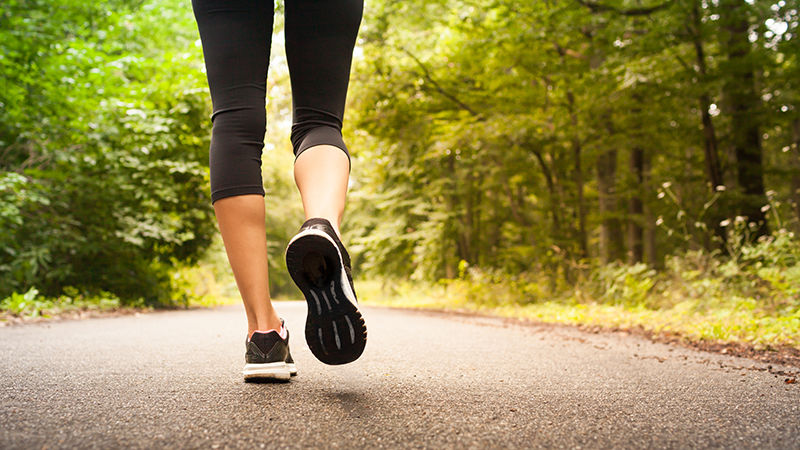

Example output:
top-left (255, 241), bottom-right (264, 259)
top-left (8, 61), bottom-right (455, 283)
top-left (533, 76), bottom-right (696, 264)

top-left (1, 302), bottom-right (798, 448)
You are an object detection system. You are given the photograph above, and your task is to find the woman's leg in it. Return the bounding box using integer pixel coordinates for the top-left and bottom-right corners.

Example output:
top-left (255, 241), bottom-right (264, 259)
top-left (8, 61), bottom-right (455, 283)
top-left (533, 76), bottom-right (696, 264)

top-left (192, 0), bottom-right (281, 336)
top-left (294, 146), bottom-right (349, 237)
top-left (283, 0), bottom-right (366, 365)
top-left (284, 0), bottom-right (363, 229)
top-left (214, 196), bottom-right (281, 336)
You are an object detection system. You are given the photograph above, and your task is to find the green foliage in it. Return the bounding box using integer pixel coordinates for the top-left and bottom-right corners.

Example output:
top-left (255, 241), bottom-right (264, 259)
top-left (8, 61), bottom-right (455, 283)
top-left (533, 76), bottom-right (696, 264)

top-left (346, 0), bottom-right (800, 287)
top-left (0, 286), bottom-right (124, 319)
top-left (0, 0), bottom-right (215, 305)
top-left (361, 226), bottom-right (800, 347)
top-left (4, 0), bottom-right (800, 321)
top-left (346, 0), bottom-right (800, 349)
top-left (592, 263), bottom-right (658, 308)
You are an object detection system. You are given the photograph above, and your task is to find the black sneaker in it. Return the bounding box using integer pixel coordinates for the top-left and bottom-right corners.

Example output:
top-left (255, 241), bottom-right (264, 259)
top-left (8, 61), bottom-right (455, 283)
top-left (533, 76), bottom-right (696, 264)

top-left (243, 326), bottom-right (296, 381)
top-left (285, 218), bottom-right (367, 365)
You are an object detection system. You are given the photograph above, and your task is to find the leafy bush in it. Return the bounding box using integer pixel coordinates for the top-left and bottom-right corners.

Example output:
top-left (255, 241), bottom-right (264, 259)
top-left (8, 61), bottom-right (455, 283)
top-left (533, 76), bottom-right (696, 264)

top-left (0, 0), bottom-right (216, 305)
top-left (361, 227), bottom-right (800, 348)
top-left (395, 226), bottom-right (800, 318)
top-left (1, 287), bottom-right (124, 319)
top-left (591, 263), bottom-right (658, 308)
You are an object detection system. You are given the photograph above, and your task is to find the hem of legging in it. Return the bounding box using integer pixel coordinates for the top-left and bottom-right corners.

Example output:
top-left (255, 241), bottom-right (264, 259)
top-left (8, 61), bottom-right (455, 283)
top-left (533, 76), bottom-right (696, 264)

top-left (293, 141), bottom-right (352, 172)
top-left (210, 185), bottom-right (266, 205)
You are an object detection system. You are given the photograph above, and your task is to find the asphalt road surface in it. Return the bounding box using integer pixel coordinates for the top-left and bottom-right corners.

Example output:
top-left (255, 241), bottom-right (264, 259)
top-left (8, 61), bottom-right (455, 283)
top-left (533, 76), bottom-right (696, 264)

top-left (2, 302), bottom-right (799, 449)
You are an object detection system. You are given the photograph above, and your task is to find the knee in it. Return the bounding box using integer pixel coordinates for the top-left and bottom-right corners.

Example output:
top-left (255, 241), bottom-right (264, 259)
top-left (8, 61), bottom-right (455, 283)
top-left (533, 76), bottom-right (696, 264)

top-left (290, 107), bottom-right (350, 161)
top-left (208, 105), bottom-right (267, 204)
top-left (212, 104), bottom-right (266, 142)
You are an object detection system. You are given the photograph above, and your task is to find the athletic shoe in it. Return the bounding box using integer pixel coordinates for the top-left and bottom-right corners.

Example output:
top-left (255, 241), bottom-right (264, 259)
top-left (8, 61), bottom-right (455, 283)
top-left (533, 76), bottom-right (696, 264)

top-left (243, 326), bottom-right (296, 381)
top-left (285, 218), bottom-right (367, 365)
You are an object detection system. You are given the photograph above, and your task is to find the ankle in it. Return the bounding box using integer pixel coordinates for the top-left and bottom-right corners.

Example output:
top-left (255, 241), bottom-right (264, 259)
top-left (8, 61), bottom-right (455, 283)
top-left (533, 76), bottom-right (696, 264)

top-left (249, 323), bottom-right (287, 340)
top-left (248, 314), bottom-right (282, 338)
top-left (306, 215), bottom-right (342, 238)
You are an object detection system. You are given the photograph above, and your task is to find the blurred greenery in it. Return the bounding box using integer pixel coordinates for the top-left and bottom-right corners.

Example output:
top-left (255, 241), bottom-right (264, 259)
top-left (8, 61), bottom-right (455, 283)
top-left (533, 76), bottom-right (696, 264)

top-left (342, 0), bottom-right (800, 346)
top-left (345, 0), bottom-right (800, 279)
top-left (2, 0), bottom-right (799, 347)
top-left (0, 0), bottom-right (303, 310)
top-left (0, 0), bottom-right (216, 305)
top-left (0, 286), bottom-right (125, 319)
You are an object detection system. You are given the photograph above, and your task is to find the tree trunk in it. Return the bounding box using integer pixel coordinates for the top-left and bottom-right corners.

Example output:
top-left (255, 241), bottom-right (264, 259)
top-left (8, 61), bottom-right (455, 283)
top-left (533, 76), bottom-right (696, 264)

top-left (687, 0), bottom-right (729, 247)
top-left (531, 149), bottom-right (562, 236)
top-left (627, 91), bottom-right (647, 264)
top-left (627, 146), bottom-right (645, 264)
top-left (447, 153), bottom-right (469, 269)
top-left (463, 170), bottom-right (474, 263)
top-left (567, 91), bottom-right (588, 258)
top-left (473, 172), bottom-right (483, 265)
top-left (718, 0), bottom-right (768, 236)
top-left (792, 119), bottom-right (800, 234)
top-left (643, 148), bottom-right (657, 266)
top-left (691, 0), bottom-right (723, 193)
top-left (597, 145), bottom-right (624, 263)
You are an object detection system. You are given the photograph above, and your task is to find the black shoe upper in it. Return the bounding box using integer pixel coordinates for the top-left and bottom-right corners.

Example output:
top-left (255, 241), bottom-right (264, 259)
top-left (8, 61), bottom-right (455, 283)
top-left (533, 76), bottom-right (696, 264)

top-left (289, 219), bottom-right (367, 365)
top-left (246, 329), bottom-right (290, 364)
top-left (298, 218), bottom-right (357, 302)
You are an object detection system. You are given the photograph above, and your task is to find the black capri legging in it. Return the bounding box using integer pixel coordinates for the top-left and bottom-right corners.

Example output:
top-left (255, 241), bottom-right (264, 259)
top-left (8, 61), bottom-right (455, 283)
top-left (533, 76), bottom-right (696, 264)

top-left (191, 0), bottom-right (363, 204)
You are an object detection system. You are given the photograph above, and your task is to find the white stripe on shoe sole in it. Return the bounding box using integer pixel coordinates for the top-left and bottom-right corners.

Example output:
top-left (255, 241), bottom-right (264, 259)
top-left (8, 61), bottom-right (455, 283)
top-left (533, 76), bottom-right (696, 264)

top-left (344, 316), bottom-right (355, 344)
top-left (329, 281), bottom-right (340, 304)
top-left (321, 290), bottom-right (332, 311)
top-left (332, 322), bottom-right (341, 350)
top-left (309, 290), bottom-right (322, 315)
top-left (318, 329), bottom-right (327, 354)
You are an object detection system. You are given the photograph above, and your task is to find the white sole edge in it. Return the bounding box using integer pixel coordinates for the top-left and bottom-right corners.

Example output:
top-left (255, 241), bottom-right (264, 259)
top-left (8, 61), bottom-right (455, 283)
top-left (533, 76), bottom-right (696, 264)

top-left (286, 228), bottom-right (359, 308)
top-left (243, 362), bottom-right (291, 380)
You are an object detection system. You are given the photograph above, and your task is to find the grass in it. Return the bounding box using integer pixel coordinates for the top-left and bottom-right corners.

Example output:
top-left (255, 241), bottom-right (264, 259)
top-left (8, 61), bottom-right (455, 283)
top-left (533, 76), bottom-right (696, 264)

top-left (355, 230), bottom-right (800, 351)
top-left (357, 278), bottom-right (800, 350)
top-left (0, 287), bottom-right (129, 321)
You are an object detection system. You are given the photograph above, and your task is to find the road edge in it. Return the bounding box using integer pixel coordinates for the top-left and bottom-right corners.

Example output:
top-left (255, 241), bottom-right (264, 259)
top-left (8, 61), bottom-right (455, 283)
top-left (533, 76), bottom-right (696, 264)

top-left (368, 303), bottom-right (800, 371)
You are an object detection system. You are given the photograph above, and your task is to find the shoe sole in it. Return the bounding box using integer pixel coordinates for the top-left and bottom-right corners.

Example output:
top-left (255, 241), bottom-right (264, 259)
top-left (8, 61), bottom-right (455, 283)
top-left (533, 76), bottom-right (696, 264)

top-left (286, 229), bottom-right (367, 365)
top-left (243, 362), bottom-right (291, 381)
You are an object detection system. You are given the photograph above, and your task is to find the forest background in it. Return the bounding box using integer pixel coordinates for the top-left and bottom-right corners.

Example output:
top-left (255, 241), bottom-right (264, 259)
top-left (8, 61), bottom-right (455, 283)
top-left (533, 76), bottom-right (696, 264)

top-left (1, 0), bottom-right (799, 349)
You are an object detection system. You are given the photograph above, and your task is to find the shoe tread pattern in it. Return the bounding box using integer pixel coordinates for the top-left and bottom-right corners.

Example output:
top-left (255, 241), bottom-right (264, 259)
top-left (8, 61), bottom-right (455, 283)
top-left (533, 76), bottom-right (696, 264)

top-left (286, 232), bottom-right (367, 365)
